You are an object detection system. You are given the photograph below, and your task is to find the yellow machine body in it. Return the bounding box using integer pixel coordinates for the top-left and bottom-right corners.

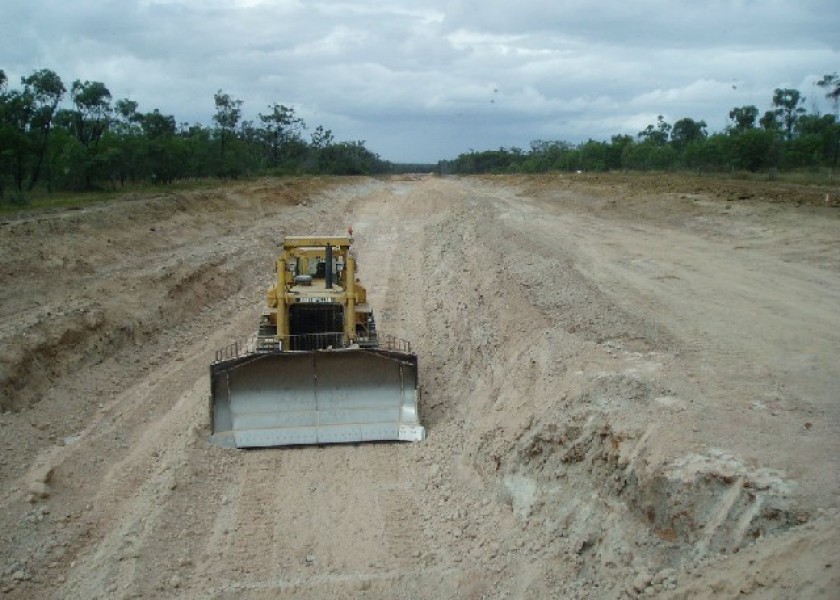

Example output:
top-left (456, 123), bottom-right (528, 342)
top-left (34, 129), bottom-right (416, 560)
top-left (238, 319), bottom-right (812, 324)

top-left (263, 236), bottom-right (371, 350)
top-left (209, 235), bottom-right (424, 448)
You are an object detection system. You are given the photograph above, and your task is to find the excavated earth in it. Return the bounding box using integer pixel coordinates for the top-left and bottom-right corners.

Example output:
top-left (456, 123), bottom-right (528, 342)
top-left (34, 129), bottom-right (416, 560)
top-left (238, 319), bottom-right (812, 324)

top-left (0, 173), bottom-right (838, 599)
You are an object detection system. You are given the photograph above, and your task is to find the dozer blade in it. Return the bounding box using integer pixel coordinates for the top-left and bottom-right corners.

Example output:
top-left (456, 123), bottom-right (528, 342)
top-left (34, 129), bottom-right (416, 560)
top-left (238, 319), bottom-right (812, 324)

top-left (208, 349), bottom-right (424, 448)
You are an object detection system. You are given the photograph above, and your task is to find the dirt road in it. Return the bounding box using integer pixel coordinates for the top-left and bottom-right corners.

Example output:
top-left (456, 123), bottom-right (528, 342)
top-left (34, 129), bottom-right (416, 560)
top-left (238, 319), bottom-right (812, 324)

top-left (1, 174), bottom-right (838, 598)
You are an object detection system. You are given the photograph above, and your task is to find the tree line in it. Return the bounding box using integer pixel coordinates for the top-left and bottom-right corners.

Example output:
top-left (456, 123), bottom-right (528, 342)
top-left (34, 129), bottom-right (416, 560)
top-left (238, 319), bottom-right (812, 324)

top-left (444, 76), bottom-right (840, 176)
top-left (0, 68), bottom-right (390, 202)
top-left (3, 68), bottom-right (839, 201)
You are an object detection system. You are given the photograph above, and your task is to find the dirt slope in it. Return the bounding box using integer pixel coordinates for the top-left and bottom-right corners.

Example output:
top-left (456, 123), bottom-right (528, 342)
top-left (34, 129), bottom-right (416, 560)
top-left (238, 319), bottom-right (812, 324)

top-left (0, 174), bottom-right (838, 599)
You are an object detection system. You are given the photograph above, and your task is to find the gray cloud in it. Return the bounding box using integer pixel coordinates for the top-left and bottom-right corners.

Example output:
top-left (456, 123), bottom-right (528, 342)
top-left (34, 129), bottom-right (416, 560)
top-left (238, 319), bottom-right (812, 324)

top-left (2, 0), bottom-right (838, 162)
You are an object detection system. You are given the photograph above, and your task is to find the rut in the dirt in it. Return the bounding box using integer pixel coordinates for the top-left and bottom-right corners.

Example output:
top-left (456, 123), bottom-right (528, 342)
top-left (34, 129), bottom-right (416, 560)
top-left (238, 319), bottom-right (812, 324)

top-left (0, 175), bottom-right (837, 600)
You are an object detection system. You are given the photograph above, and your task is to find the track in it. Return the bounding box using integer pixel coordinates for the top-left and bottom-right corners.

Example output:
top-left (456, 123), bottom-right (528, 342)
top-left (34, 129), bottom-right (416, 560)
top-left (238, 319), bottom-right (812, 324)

top-left (0, 175), bottom-right (838, 598)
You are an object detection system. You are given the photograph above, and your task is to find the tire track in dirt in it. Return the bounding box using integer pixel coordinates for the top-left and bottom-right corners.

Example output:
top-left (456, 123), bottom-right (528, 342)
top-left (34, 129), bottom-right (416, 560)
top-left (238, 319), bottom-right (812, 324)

top-left (347, 179), bottom-right (455, 570)
top-left (226, 452), bottom-right (284, 580)
top-left (198, 181), bottom-right (447, 597)
top-left (5, 176), bottom-right (838, 599)
top-left (202, 447), bottom-right (431, 598)
top-left (55, 373), bottom-right (211, 598)
top-left (379, 489), bottom-right (423, 565)
top-left (371, 448), bottom-right (428, 569)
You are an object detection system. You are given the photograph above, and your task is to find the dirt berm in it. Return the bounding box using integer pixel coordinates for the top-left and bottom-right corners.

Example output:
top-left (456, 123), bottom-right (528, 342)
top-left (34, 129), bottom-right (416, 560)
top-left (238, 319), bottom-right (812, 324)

top-left (0, 173), bottom-right (838, 598)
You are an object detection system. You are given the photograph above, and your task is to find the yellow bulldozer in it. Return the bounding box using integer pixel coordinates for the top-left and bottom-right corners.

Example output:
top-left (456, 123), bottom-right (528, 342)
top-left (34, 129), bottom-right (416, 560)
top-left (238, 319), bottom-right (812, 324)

top-left (208, 235), bottom-right (425, 448)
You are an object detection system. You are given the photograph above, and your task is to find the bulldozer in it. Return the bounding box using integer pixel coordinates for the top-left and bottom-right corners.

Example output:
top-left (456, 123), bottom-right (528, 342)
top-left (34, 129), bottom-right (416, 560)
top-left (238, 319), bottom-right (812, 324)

top-left (208, 235), bottom-right (425, 448)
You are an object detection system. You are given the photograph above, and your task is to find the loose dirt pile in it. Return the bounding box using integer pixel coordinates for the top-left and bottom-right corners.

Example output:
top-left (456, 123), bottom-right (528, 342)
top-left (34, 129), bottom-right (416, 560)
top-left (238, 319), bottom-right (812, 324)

top-left (0, 174), bottom-right (837, 598)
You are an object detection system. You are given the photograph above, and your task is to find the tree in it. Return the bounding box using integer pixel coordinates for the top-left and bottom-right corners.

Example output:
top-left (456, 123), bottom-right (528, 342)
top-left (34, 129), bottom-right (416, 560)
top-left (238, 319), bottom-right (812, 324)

top-left (59, 79), bottom-right (113, 149)
top-left (816, 73), bottom-right (839, 117)
top-left (317, 141), bottom-right (386, 175)
top-left (728, 105), bottom-right (758, 133)
top-left (731, 129), bottom-right (778, 171)
top-left (0, 80), bottom-right (31, 191)
top-left (785, 114), bottom-right (837, 168)
top-left (760, 110), bottom-right (780, 132)
top-left (637, 115), bottom-right (671, 146)
top-left (771, 88), bottom-right (806, 139)
top-left (108, 99), bottom-right (143, 186)
top-left (578, 139), bottom-right (611, 171)
top-left (671, 117), bottom-right (707, 151)
top-left (213, 89), bottom-right (242, 164)
top-left (816, 74), bottom-right (840, 170)
top-left (114, 98), bottom-right (142, 134)
top-left (50, 80), bottom-right (113, 189)
top-left (21, 69), bottom-right (66, 190)
top-left (137, 109), bottom-right (178, 183)
top-left (310, 125), bottom-right (333, 149)
top-left (179, 124), bottom-right (214, 178)
top-left (0, 71), bottom-right (13, 195)
top-left (622, 139), bottom-right (676, 170)
top-left (683, 133), bottom-right (733, 171)
top-left (141, 109), bottom-right (176, 139)
top-left (258, 103), bottom-right (304, 168)
top-left (4, 67), bottom-right (401, 191)
top-left (607, 134), bottom-right (633, 170)
top-left (305, 125), bottom-right (335, 172)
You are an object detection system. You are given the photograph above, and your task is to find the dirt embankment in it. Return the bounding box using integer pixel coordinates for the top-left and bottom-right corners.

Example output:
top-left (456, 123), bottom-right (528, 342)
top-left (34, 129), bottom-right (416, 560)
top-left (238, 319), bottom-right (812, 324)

top-left (0, 173), bottom-right (838, 599)
top-left (0, 179), bottom-right (341, 481)
top-left (0, 179), bottom-right (329, 409)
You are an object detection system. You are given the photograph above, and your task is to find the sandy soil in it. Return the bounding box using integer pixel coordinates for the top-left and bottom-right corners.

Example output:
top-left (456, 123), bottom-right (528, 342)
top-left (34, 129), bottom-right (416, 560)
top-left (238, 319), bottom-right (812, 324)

top-left (0, 173), bottom-right (838, 599)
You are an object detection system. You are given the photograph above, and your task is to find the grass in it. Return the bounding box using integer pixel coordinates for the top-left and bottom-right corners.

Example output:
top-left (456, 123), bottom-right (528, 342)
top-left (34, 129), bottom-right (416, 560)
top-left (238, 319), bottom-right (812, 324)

top-left (716, 167), bottom-right (837, 185)
top-left (0, 176), bottom-right (266, 216)
top-left (1, 189), bottom-right (121, 214)
top-left (2, 169), bottom-right (836, 217)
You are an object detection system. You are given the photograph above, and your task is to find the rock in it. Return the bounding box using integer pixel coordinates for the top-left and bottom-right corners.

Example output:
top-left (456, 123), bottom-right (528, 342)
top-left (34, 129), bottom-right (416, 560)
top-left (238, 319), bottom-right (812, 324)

top-left (169, 574), bottom-right (181, 588)
top-left (12, 570), bottom-right (25, 581)
top-left (27, 481), bottom-right (51, 500)
top-left (632, 571), bottom-right (651, 593)
top-left (32, 465), bottom-right (55, 484)
top-left (305, 554), bottom-right (317, 566)
top-left (653, 568), bottom-right (676, 585)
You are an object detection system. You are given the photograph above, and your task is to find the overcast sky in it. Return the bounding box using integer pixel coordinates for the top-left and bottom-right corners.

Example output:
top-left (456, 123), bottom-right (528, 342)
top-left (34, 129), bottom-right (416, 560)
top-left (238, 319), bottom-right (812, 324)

top-left (3, 0), bottom-right (839, 163)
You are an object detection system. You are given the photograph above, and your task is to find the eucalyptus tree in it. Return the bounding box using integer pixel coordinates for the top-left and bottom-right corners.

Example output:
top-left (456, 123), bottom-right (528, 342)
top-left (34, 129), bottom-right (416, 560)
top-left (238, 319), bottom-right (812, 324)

top-left (65, 80), bottom-right (113, 149)
top-left (671, 118), bottom-right (707, 151)
top-left (258, 103), bottom-right (304, 168)
top-left (637, 115), bottom-right (672, 146)
top-left (771, 88), bottom-right (806, 140)
top-left (728, 105), bottom-right (758, 133)
top-left (0, 70), bottom-right (31, 191)
top-left (816, 73), bottom-right (839, 116)
top-left (212, 89), bottom-right (242, 165)
top-left (21, 69), bottom-right (66, 189)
